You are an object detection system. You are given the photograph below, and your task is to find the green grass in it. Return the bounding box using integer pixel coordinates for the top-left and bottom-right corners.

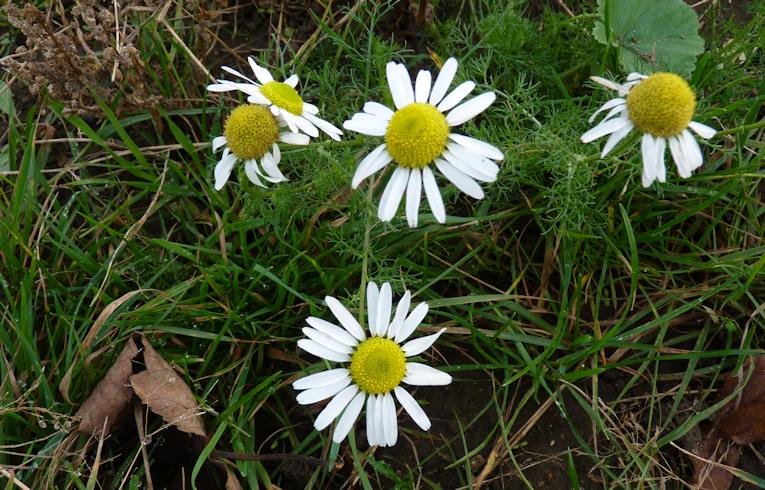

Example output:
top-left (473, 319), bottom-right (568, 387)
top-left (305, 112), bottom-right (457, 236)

top-left (1, 0), bottom-right (764, 488)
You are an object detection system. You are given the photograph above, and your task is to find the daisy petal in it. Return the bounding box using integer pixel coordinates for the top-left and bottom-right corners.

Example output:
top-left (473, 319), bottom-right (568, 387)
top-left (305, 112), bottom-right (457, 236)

top-left (221, 66), bottom-right (258, 85)
top-left (414, 70), bottom-right (432, 103)
top-left (212, 136), bottom-right (227, 152)
top-left (302, 113), bottom-right (343, 141)
top-left (395, 64), bottom-right (415, 108)
top-left (627, 72), bottom-right (647, 81)
top-left (600, 120), bottom-right (634, 157)
top-left (681, 130), bottom-right (704, 172)
top-left (422, 167), bottom-right (446, 223)
top-left (446, 92), bottom-right (496, 126)
top-left (382, 393), bottom-right (398, 446)
top-left (403, 362), bottom-right (452, 386)
top-left (303, 103), bottom-right (319, 115)
top-left (387, 62), bottom-right (410, 110)
top-left (297, 339), bottom-right (350, 362)
top-left (214, 154), bottom-right (237, 190)
top-left (343, 114), bottom-right (388, 136)
top-left (207, 82), bottom-right (240, 93)
top-left (332, 391), bottom-right (366, 444)
top-left (689, 121), bottom-right (717, 139)
top-left (580, 115), bottom-right (631, 143)
top-left (260, 152), bottom-right (287, 182)
top-left (378, 167), bottom-right (410, 221)
top-left (293, 368), bottom-right (350, 390)
top-left (305, 317), bottom-right (359, 347)
top-left (366, 394), bottom-right (378, 446)
top-left (247, 57), bottom-right (274, 84)
top-left (284, 74), bottom-right (299, 88)
top-left (435, 158), bottom-right (485, 199)
top-left (448, 133), bottom-right (504, 161)
top-left (374, 394), bottom-right (385, 446)
top-left (405, 168), bottom-right (423, 228)
top-left (315, 385), bottom-right (359, 431)
top-left (376, 282), bottom-right (393, 335)
top-left (429, 57), bottom-right (458, 105)
top-left (669, 135), bottom-right (691, 178)
top-left (363, 101), bottom-right (395, 121)
top-left (394, 386), bottom-right (431, 430)
top-left (326, 296), bottom-right (366, 341)
top-left (590, 76), bottom-right (630, 96)
top-left (402, 328), bottom-right (447, 357)
top-left (247, 91), bottom-right (271, 105)
top-left (352, 144), bottom-right (393, 188)
top-left (366, 282), bottom-right (379, 336)
top-left (588, 97), bottom-right (626, 123)
top-left (295, 376), bottom-right (352, 404)
top-left (437, 81), bottom-right (476, 112)
top-left (280, 132), bottom-right (311, 145)
top-left (244, 160), bottom-right (266, 187)
top-left (641, 134), bottom-right (658, 187)
top-left (291, 114), bottom-right (320, 138)
top-left (386, 290), bottom-right (411, 339)
top-left (302, 327), bottom-right (355, 354)
top-left (443, 146), bottom-right (497, 182)
top-left (655, 137), bottom-right (667, 183)
top-left (395, 302), bottom-right (429, 343)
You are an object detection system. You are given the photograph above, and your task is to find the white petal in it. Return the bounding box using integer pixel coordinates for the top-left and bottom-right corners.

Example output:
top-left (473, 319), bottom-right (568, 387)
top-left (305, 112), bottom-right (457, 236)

top-left (284, 74), bottom-right (299, 88)
top-left (681, 130), bottom-right (704, 172)
top-left (655, 137), bottom-right (667, 183)
top-left (363, 101), bottom-right (394, 121)
top-left (260, 152), bottom-right (287, 182)
top-left (247, 91), bottom-right (271, 105)
top-left (271, 142), bottom-right (281, 164)
top-left (221, 66), bottom-right (258, 85)
top-left (279, 132), bottom-right (310, 145)
top-left (278, 107), bottom-right (298, 133)
top-left (627, 72), bottom-right (647, 81)
top-left (587, 98), bottom-right (626, 123)
top-left (332, 391), bottom-right (366, 444)
top-left (302, 112), bottom-right (343, 141)
top-left (376, 282), bottom-right (393, 336)
top-left (446, 92), bottom-right (496, 126)
top-left (295, 376), bottom-right (352, 404)
top-left (326, 296), bottom-right (366, 341)
top-left (366, 394), bottom-right (377, 446)
top-left (437, 81), bottom-right (475, 112)
top-left (291, 114), bottom-right (320, 138)
top-left (590, 76), bottom-right (630, 96)
top-left (394, 387), bottom-right (431, 430)
top-left (373, 394), bottom-right (385, 446)
top-left (395, 302), bottom-right (429, 343)
top-left (244, 160), bottom-right (267, 187)
top-left (422, 167), bottom-right (446, 223)
top-left (297, 339), bottom-right (350, 363)
top-left (386, 290), bottom-right (411, 339)
top-left (305, 317), bottom-right (359, 347)
top-left (207, 82), bottom-right (240, 93)
top-left (405, 168), bottom-right (423, 228)
top-left (395, 64), bottom-right (415, 108)
top-left (668, 135), bottom-right (691, 178)
top-left (402, 328), bottom-right (446, 357)
top-left (435, 158), bottom-right (485, 199)
top-left (403, 362), bottom-right (452, 386)
top-left (343, 113), bottom-right (388, 136)
top-left (303, 103), bottom-right (319, 115)
top-left (315, 385), bottom-right (359, 431)
top-left (214, 154), bottom-right (237, 190)
top-left (641, 134), bottom-right (658, 187)
top-left (302, 327), bottom-right (355, 354)
top-left (448, 133), bottom-right (504, 161)
top-left (386, 62), bottom-right (412, 110)
top-left (382, 393), bottom-right (398, 446)
top-left (429, 57), bottom-right (458, 105)
top-left (600, 120), bottom-right (634, 157)
top-left (293, 368), bottom-right (350, 390)
top-left (378, 167), bottom-right (410, 221)
top-left (580, 115), bottom-right (631, 143)
top-left (366, 282), bottom-right (379, 336)
top-left (414, 70), bottom-right (432, 103)
top-left (689, 121), bottom-right (717, 139)
top-left (351, 144), bottom-right (393, 188)
top-left (212, 136), bottom-right (227, 152)
top-left (247, 57), bottom-right (274, 84)
top-left (443, 145), bottom-right (497, 182)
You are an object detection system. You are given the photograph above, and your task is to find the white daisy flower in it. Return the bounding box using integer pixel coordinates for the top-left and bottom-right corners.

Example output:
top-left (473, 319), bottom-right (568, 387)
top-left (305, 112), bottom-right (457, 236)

top-left (293, 282), bottom-right (452, 447)
top-left (207, 57), bottom-right (342, 141)
top-left (343, 58), bottom-right (504, 227)
top-left (581, 72), bottom-right (717, 187)
top-left (211, 104), bottom-right (310, 190)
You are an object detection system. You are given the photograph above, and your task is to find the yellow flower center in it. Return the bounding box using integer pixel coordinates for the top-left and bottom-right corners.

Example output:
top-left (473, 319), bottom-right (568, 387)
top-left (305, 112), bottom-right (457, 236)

top-left (625, 73), bottom-right (696, 138)
top-left (223, 105), bottom-right (279, 160)
top-left (349, 337), bottom-right (406, 394)
top-left (259, 81), bottom-right (304, 115)
top-left (384, 103), bottom-right (449, 169)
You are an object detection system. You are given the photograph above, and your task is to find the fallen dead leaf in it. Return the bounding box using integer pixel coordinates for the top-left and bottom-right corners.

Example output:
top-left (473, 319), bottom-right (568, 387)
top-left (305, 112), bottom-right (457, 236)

top-left (129, 336), bottom-right (206, 438)
top-left (76, 336), bottom-right (139, 435)
top-left (691, 432), bottom-right (741, 490)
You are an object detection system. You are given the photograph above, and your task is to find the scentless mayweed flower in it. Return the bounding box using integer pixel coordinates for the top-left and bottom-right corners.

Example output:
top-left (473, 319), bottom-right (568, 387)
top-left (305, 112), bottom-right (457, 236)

top-left (293, 282), bottom-right (451, 446)
top-left (210, 104), bottom-right (310, 190)
top-left (581, 72), bottom-right (717, 187)
top-left (343, 58), bottom-right (504, 227)
top-left (207, 57), bottom-right (342, 141)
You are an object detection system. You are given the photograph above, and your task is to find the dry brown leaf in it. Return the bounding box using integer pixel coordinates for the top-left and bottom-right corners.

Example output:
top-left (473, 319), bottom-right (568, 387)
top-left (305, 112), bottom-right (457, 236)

top-left (76, 337), bottom-right (139, 435)
top-left (129, 336), bottom-right (206, 438)
top-left (691, 431), bottom-right (741, 490)
top-left (224, 465), bottom-right (243, 490)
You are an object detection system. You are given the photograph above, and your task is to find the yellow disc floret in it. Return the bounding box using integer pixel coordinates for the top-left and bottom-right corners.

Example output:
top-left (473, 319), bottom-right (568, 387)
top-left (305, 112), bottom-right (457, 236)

top-left (349, 337), bottom-right (406, 394)
top-left (626, 73), bottom-right (696, 138)
top-left (223, 105), bottom-right (279, 160)
top-left (259, 81), bottom-right (304, 115)
top-left (384, 103), bottom-right (449, 169)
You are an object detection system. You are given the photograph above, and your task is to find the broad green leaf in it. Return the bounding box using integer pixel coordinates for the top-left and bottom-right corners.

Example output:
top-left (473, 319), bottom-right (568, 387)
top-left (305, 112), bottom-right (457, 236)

top-left (593, 0), bottom-right (704, 77)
